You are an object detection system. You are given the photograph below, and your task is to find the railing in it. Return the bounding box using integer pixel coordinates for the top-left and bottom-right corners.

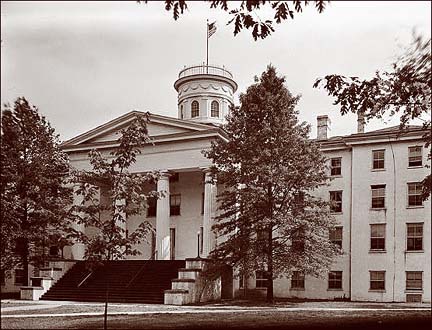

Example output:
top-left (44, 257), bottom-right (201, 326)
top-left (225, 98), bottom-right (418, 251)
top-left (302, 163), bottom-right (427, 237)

top-left (178, 64), bottom-right (233, 79)
top-left (77, 271), bottom-right (93, 288)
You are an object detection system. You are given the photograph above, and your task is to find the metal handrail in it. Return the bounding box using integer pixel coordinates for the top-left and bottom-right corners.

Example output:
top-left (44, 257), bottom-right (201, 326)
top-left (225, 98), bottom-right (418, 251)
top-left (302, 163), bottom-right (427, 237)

top-left (126, 249), bottom-right (158, 288)
top-left (77, 271), bottom-right (93, 288)
top-left (126, 263), bottom-right (149, 288)
top-left (178, 64), bottom-right (233, 79)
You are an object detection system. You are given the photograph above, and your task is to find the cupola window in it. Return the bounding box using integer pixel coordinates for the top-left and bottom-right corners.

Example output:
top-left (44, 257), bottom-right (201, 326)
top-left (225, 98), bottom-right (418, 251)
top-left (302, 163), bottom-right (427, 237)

top-left (191, 101), bottom-right (200, 118)
top-left (211, 101), bottom-right (220, 117)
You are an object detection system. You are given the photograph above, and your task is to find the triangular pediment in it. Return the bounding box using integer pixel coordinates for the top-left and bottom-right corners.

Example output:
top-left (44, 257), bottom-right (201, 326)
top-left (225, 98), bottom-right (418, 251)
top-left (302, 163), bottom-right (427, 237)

top-left (61, 111), bottom-right (216, 148)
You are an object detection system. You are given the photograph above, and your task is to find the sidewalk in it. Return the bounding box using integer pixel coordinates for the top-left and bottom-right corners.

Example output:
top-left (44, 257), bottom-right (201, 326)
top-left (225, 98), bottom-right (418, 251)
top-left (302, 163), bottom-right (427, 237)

top-left (2, 299), bottom-right (430, 318)
top-left (2, 300), bottom-right (430, 330)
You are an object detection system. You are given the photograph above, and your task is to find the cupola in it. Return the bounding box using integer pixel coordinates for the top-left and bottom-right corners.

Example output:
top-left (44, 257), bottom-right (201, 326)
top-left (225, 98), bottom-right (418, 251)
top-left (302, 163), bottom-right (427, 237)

top-left (174, 64), bottom-right (238, 125)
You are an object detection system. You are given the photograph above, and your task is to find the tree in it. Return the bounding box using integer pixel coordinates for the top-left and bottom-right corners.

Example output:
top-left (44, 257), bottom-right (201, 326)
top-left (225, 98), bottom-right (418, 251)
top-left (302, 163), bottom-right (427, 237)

top-left (205, 66), bottom-right (340, 302)
top-left (313, 34), bottom-right (431, 199)
top-left (68, 113), bottom-right (159, 328)
top-left (1, 97), bottom-right (72, 285)
top-left (69, 112), bottom-right (159, 263)
top-left (140, 1), bottom-right (328, 41)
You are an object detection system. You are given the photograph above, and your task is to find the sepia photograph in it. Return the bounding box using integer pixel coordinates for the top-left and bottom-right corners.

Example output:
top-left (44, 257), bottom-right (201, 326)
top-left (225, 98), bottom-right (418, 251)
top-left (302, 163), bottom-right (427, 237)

top-left (1, 1), bottom-right (431, 329)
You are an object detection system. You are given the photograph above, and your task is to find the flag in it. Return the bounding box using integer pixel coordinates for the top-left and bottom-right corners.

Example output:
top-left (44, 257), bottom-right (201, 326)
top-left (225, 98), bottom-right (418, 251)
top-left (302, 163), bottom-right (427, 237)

top-left (208, 21), bottom-right (217, 38)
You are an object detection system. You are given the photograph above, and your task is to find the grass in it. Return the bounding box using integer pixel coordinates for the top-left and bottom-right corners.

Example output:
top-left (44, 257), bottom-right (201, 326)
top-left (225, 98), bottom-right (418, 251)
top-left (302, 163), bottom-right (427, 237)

top-left (2, 308), bottom-right (431, 330)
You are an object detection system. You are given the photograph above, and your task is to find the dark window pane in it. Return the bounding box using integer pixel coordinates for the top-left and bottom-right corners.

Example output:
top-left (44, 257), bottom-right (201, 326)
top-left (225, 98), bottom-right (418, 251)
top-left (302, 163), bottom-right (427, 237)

top-left (408, 147), bottom-right (422, 167)
top-left (147, 197), bottom-right (157, 217)
top-left (328, 271), bottom-right (342, 289)
top-left (331, 158), bottom-right (342, 176)
top-left (330, 191), bottom-right (342, 213)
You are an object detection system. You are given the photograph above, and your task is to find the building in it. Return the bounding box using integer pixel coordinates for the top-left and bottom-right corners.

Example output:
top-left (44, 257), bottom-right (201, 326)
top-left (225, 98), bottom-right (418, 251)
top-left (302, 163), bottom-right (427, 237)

top-left (1, 64), bottom-right (430, 303)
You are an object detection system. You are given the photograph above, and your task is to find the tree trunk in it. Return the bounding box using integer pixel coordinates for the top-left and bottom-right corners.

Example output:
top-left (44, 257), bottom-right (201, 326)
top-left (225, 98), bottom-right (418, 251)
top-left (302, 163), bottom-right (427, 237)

top-left (104, 260), bottom-right (109, 330)
top-left (266, 226), bottom-right (274, 303)
top-left (22, 239), bottom-right (29, 287)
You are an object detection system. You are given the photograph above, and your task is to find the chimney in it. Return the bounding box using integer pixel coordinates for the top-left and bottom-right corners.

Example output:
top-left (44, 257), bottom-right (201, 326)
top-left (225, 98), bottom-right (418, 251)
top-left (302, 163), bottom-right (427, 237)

top-left (357, 112), bottom-right (366, 133)
top-left (317, 115), bottom-right (330, 139)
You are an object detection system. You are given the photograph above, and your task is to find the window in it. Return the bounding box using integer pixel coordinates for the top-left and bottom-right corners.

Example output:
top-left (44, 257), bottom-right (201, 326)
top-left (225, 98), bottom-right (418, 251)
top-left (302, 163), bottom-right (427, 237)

top-left (180, 105), bottom-right (184, 119)
top-left (329, 227), bottom-right (343, 248)
top-left (291, 271), bottom-right (305, 289)
top-left (291, 229), bottom-right (305, 253)
top-left (330, 158), bottom-right (342, 176)
top-left (201, 192), bottom-right (205, 215)
top-left (211, 101), bottom-right (220, 117)
top-left (408, 146), bottom-right (422, 167)
top-left (370, 224), bottom-right (386, 251)
top-left (371, 185), bottom-right (386, 208)
top-left (150, 231), bottom-right (156, 260)
top-left (191, 101), bottom-right (200, 118)
top-left (255, 270), bottom-right (268, 288)
top-left (170, 228), bottom-right (176, 260)
top-left (328, 271), bottom-right (342, 289)
top-left (370, 271), bottom-right (385, 290)
top-left (147, 197), bottom-right (157, 217)
top-left (330, 191), bottom-right (342, 213)
top-left (257, 230), bottom-right (270, 242)
top-left (372, 150), bottom-right (385, 169)
top-left (408, 183), bottom-right (423, 207)
top-left (14, 269), bottom-right (25, 285)
top-left (49, 245), bottom-right (59, 257)
top-left (407, 223), bottom-right (423, 251)
top-left (294, 191), bottom-right (305, 206)
top-left (406, 271), bottom-right (423, 291)
top-left (170, 194), bottom-right (181, 216)
top-left (200, 226), bottom-right (204, 254)
top-left (239, 275), bottom-right (245, 288)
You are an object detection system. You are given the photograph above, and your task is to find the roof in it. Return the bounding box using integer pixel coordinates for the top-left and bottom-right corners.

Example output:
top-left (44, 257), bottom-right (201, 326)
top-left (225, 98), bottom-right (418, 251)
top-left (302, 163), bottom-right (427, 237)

top-left (317, 124), bottom-right (426, 150)
top-left (61, 110), bottom-right (228, 153)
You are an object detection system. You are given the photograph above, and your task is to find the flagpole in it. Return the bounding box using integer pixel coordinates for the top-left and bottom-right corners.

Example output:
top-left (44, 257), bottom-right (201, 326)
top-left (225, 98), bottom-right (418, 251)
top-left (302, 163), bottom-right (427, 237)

top-left (206, 19), bottom-right (209, 73)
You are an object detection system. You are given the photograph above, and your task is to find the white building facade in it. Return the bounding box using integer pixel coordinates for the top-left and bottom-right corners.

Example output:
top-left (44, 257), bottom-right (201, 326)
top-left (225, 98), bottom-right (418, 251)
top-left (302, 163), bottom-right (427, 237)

top-left (2, 65), bottom-right (430, 303)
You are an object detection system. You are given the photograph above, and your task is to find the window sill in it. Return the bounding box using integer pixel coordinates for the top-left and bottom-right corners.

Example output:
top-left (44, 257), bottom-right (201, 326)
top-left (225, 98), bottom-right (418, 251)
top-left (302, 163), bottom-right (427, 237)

top-left (330, 175), bottom-right (342, 178)
top-left (369, 250), bottom-right (386, 253)
top-left (407, 166), bottom-right (423, 169)
top-left (369, 290), bottom-right (386, 293)
top-left (405, 250), bottom-right (424, 253)
top-left (327, 288), bottom-right (343, 291)
top-left (290, 288), bottom-right (305, 291)
top-left (406, 205), bottom-right (424, 209)
top-left (330, 212), bottom-right (343, 215)
top-left (371, 168), bottom-right (386, 172)
top-left (405, 289), bottom-right (423, 292)
top-left (370, 208), bottom-right (387, 211)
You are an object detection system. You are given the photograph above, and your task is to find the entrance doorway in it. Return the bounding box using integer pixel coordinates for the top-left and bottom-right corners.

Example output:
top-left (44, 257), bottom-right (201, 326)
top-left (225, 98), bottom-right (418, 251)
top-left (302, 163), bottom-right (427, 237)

top-left (170, 228), bottom-right (176, 260)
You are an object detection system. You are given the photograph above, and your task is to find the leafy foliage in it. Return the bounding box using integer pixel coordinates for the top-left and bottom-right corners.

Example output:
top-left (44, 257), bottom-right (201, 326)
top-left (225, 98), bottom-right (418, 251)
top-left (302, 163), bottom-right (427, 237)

top-left (69, 113), bottom-right (160, 263)
top-left (314, 35), bottom-right (431, 199)
top-left (1, 97), bottom-right (72, 283)
top-left (140, 1), bottom-right (328, 41)
top-left (205, 66), bottom-right (340, 302)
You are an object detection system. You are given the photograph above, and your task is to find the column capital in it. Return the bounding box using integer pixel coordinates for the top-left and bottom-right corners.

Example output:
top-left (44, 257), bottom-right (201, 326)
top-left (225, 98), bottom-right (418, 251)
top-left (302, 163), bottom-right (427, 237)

top-left (200, 167), bottom-right (213, 174)
top-left (158, 170), bottom-right (172, 180)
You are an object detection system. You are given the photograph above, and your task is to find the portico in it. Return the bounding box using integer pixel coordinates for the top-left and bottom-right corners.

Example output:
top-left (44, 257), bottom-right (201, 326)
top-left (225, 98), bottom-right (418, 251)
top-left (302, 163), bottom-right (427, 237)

top-left (154, 168), bottom-right (218, 261)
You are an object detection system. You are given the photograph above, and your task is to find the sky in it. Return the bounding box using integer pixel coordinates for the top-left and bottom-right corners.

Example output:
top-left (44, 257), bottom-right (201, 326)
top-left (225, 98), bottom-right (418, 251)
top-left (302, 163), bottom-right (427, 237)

top-left (1, 1), bottom-right (431, 141)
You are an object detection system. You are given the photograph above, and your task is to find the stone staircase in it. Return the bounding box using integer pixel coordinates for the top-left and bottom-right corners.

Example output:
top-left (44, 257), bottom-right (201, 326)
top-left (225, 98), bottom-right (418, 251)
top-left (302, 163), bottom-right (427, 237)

top-left (164, 258), bottom-right (225, 305)
top-left (40, 260), bottom-right (185, 304)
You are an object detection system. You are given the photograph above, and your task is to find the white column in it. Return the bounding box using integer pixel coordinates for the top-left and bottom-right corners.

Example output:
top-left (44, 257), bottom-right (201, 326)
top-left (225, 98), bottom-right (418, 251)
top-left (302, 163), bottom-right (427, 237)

top-left (115, 198), bottom-right (127, 238)
top-left (202, 169), bottom-right (217, 257)
top-left (71, 186), bottom-right (85, 260)
top-left (156, 172), bottom-right (170, 260)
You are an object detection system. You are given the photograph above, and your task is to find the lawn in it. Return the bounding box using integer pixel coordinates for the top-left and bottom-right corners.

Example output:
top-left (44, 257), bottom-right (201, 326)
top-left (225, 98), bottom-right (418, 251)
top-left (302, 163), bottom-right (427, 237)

top-left (2, 309), bottom-right (431, 330)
